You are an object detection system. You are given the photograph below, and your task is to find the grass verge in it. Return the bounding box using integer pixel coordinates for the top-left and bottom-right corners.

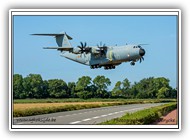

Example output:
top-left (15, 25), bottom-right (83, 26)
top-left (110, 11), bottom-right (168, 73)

top-left (100, 103), bottom-right (177, 125)
top-left (14, 98), bottom-right (176, 104)
top-left (14, 102), bottom-right (124, 117)
top-left (13, 99), bottom-right (177, 118)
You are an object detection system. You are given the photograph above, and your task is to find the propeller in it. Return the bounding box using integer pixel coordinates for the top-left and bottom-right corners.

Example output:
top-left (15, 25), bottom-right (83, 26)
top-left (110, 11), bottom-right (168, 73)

top-left (139, 56), bottom-right (144, 63)
top-left (97, 41), bottom-right (106, 47)
top-left (77, 42), bottom-right (91, 54)
top-left (134, 44), bottom-right (148, 63)
top-left (139, 47), bottom-right (145, 63)
top-left (97, 41), bottom-right (107, 56)
top-left (78, 42), bottom-right (86, 53)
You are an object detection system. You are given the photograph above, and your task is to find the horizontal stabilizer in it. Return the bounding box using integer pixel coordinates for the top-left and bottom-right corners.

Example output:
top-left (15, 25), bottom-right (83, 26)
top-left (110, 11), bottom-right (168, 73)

top-left (32, 33), bottom-right (72, 40)
top-left (43, 47), bottom-right (73, 51)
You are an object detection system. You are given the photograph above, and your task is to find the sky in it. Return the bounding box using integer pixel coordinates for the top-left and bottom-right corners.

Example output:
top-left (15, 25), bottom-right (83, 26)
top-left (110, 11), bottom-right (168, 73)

top-left (13, 14), bottom-right (178, 90)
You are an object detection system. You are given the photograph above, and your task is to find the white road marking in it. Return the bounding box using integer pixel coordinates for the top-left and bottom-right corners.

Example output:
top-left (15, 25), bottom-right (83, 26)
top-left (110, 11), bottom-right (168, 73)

top-left (101, 114), bottom-right (108, 117)
top-left (92, 116), bottom-right (100, 119)
top-left (70, 121), bottom-right (82, 124)
top-left (15, 122), bottom-right (24, 124)
top-left (63, 108), bottom-right (110, 117)
top-left (82, 118), bottom-right (92, 121)
top-left (69, 106), bottom-right (146, 124)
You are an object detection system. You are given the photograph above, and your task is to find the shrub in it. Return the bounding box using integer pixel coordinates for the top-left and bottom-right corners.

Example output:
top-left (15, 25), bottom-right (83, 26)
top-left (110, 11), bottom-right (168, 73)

top-left (101, 103), bottom-right (177, 125)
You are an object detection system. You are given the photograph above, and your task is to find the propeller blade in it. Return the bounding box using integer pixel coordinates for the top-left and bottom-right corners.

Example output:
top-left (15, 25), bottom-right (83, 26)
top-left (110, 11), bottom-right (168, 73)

top-left (80, 42), bottom-right (84, 48)
top-left (139, 57), bottom-right (144, 63)
top-left (142, 57), bottom-right (144, 61)
top-left (138, 44), bottom-right (149, 46)
top-left (84, 42), bottom-right (87, 47)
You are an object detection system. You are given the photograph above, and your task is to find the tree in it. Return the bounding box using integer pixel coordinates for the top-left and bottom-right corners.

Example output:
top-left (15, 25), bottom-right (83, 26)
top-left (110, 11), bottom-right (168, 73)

top-left (121, 78), bottom-right (131, 98)
top-left (154, 77), bottom-right (170, 98)
top-left (111, 81), bottom-right (122, 97)
top-left (75, 76), bottom-right (92, 99)
top-left (42, 80), bottom-right (49, 98)
top-left (67, 82), bottom-right (76, 98)
top-left (129, 77), bottom-right (174, 99)
top-left (22, 74), bottom-right (44, 98)
top-left (129, 83), bottom-right (138, 99)
top-left (170, 88), bottom-right (177, 98)
top-left (13, 74), bottom-right (24, 99)
top-left (13, 73), bottom-right (177, 99)
top-left (75, 76), bottom-right (92, 91)
top-left (93, 75), bottom-right (111, 98)
top-left (47, 79), bottom-right (68, 98)
top-left (157, 87), bottom-right (169, 99)
top-left (76, 91), bottom-right (93, 99)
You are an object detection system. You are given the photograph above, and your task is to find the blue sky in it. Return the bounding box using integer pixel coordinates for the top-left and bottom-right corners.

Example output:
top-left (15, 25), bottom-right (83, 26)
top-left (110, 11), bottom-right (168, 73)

top-left (13, 15), bottom-right (177, 90)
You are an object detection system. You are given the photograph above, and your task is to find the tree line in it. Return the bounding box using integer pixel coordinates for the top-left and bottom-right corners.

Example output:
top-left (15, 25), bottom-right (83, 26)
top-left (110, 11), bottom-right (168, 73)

top-left (13, 74), bottom-right (177, 99)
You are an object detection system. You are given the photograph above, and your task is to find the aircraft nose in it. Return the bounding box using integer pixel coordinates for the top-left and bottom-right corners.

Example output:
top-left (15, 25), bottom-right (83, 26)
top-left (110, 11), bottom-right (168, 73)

top-left (139, 48), bottom-right (145, 56)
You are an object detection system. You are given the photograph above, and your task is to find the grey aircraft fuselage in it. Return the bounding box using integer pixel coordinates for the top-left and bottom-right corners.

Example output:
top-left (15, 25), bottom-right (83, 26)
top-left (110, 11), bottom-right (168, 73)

top-left (32, 33), bottom-right (146, 70)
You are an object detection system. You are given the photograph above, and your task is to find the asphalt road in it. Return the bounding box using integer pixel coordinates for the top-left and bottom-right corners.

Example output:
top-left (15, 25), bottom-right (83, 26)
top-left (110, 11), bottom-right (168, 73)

top-left (13, 103), bottom-right (165, 125)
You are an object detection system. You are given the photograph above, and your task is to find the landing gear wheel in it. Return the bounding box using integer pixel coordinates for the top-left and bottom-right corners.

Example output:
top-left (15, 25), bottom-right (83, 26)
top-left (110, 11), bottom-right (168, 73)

top-left (130, 62), bottom-right (135, 66)
top-left (91, 65), bottom-right (101, 69)
top-left (90, 65), bottom-right (94, 69)
top-left (104, 67), bottom-right (108, 70)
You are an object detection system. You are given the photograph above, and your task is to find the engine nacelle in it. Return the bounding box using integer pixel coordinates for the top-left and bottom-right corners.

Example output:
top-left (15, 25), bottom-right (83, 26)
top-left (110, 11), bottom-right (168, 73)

top-left (91, 47), bottom-right (101, 54)
top-left (72, 47), bottom-right (81, 54)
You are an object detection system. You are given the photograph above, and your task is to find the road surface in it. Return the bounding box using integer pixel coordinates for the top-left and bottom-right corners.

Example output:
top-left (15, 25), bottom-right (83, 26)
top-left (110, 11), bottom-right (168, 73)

top-left (13, 103), bottom-right (165, 125)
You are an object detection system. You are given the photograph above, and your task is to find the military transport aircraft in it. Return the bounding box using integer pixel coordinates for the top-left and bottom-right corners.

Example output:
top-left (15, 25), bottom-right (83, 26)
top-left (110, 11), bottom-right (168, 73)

top-left (32, 32), bottom-right (146, 70)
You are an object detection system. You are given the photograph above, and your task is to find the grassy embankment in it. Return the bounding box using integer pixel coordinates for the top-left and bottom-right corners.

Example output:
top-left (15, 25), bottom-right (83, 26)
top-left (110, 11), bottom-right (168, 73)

top-left (14, 98), bottom-right (176, 104)
top-left (13, 98), bottom-right (176, 117)
top-left (100, 102), bottom-right (177, 125)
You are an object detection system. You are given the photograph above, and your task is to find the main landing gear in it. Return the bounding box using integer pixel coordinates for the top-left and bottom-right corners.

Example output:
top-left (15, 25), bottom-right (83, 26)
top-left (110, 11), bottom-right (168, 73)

top-left (104, 65), bottom-right (115, 70)
top-left (90, 65), bottom-right (102, 69)
top-left (90, 65), bottom-right (116, 70)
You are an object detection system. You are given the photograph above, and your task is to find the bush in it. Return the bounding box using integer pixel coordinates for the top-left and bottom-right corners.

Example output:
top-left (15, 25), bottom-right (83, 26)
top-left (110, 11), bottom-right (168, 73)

top-left (101, 103), bottom-right (177, 125)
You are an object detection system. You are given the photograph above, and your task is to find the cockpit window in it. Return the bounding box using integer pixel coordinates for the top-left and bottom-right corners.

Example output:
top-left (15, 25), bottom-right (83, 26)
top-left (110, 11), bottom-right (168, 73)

top-left (137, 45), bottom-right (142, 49)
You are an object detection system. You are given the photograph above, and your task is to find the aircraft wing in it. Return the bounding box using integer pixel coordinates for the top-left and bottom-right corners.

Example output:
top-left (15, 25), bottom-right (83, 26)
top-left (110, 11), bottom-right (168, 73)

top-left (99, 46), bottom-right (107, 50)
top-left (43, 47), bottom-right (73, 51)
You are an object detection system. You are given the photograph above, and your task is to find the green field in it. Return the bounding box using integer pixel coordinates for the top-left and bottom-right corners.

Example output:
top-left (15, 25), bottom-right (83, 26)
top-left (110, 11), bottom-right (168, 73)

top-left (14, 98), bottom-right (176, 104)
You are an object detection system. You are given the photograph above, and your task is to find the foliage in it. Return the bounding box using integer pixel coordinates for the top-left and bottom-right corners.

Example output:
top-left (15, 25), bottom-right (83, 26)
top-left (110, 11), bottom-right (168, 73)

top-left (22, 74), bottom-right (44, 98)
top-left (47, 79), bottom-right (68, 98)
top-left (13, 74), bottom-right (177, 99)
top-left (93, 75), bottom-right (111, 98)
top-left (75, 76), bottom-right (91, 92)
top-left (13, 74), bottom-right (24, 99)
top-left (101, 103), bottom-right (177, 125)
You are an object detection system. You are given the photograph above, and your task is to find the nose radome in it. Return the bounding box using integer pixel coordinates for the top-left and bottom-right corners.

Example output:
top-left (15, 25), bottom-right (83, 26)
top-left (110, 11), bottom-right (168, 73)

top-left (139, 49), bottom-right (145, 56)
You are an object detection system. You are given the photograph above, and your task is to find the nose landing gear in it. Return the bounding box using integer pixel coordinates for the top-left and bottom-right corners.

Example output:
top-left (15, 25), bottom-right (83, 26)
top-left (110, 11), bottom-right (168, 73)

top-left (130, 61), bottom-right (135, 66)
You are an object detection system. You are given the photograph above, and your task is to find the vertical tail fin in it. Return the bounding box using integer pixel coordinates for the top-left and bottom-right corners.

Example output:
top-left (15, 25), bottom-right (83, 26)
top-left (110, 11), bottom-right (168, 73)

top-left (32, 32), bottom-right (72, 48)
